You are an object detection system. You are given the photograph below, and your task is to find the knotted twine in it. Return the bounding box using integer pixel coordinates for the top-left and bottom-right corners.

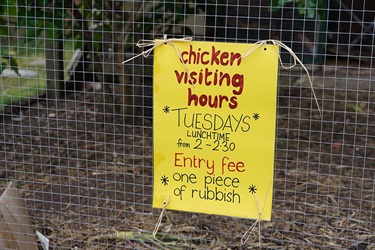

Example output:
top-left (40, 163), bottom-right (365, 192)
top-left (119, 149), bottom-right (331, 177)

top-left (123, 36), bottom-right (194, 85)
top-left (152, 195), bottom-right (171, 237)
top-left (240, 181), bottom-right (272, 246)
top-left (241, 39), bottom-right (322, 117)
top-left (123, 37), bottom-right (321, 117)
top-left (122, 36), bottom-right (193, 64)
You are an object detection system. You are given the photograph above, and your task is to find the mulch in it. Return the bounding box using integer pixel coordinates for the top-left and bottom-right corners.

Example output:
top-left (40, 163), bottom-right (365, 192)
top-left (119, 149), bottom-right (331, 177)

top-left (0, 77), bottom-right (374, 249)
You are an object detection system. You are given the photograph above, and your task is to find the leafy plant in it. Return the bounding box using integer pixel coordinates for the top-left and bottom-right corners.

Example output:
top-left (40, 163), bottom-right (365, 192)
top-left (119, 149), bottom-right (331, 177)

top-left (17, 0), bottom-right (66, 41)
top-left (0, 0), bottom-right (19, 74)
top-left (4, 0), bottom-right (199, 68)
top-left (2, 0), bottom-right (201, 67)
top-left (270, 0), bottom-right (325, 20)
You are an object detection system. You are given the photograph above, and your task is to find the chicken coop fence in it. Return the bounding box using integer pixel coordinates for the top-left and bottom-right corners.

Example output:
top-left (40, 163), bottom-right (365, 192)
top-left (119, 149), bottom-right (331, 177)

top-left (0, 0), bottom-right (374, 249)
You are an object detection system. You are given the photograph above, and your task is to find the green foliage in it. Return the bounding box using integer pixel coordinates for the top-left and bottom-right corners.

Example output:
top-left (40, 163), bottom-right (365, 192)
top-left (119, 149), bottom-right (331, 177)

top-left (0, 0), bottom-right (17, 26)
top-left (70, 0), bottom-right (199, 52)
top-left (1, 0), bottom-right (200, 76)
top-left (150, 1), bottom-right (197, 36)
top-left (1, 0), bottom-right (64, 73)
top-left (270, 0), bottom-right (325, 20)
top-left (17, 0), bottom-right (66, 41)
top-left (0, 0), bottom-right (19, 73)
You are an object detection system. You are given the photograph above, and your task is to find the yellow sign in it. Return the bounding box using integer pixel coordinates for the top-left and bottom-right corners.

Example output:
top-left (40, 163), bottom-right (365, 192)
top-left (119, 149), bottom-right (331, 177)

top-left (153, 40), bottom-right (279, 220)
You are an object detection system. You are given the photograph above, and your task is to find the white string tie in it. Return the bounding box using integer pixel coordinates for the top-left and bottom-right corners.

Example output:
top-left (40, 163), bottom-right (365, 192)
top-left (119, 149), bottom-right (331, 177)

top-left (152, 195), bottom-right (171, 237)
top-left (122, 36), bottom-right (193, 64)
top-left (241, 39), bottom-right (322, 117)
top-left (123, 37), bottom-right (321, 117)
top-left (123, 36), bottom-right (194, 84)
top-left (241, 181), bottom-right (272, 246)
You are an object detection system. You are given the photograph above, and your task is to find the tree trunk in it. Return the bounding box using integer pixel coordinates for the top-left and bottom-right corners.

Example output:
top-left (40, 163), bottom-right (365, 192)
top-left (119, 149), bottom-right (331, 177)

top-left (114, 2), bottom-right (144, 124)
top-left (45, 35), bottom-right (65, 99)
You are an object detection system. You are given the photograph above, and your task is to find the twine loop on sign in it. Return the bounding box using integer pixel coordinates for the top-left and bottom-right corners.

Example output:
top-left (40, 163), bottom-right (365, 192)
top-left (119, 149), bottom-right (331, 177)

top-left (122, 35), bottom-right (194, 84)
top-left (240, 193), bottom-right (262, 245)
top-left (122, 37), bottom-right (321, 117)
top-left (122, 36), bottom-right (193, 64)
top-left (152, 195), bottom-right (171, 237)
top-left (241, 181), bottom-right (272, 246)
top-left (241, 40), bottom-right (322, 118)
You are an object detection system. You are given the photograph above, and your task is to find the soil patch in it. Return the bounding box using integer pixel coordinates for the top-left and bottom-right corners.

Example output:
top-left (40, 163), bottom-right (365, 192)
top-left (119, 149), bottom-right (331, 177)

top-left (0, 73), bottom-right (374, 249)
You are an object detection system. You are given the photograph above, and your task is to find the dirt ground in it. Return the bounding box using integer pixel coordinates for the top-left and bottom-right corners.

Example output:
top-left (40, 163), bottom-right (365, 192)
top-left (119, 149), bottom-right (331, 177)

top-left (0, 67), bottom-right (374, 249)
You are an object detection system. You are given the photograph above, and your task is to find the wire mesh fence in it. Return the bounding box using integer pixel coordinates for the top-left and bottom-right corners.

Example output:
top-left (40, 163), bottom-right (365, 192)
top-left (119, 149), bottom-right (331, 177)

top-left (0, 0), bottom-right (374, 249)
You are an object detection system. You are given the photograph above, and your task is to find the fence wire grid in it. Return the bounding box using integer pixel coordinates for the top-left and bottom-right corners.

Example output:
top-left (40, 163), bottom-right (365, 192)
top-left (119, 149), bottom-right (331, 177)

top-left (0, 0), bottom-right (374, 249)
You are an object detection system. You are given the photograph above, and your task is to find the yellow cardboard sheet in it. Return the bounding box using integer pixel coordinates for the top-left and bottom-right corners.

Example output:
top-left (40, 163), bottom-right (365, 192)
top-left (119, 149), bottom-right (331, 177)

top-left (153, 40), bottom-right (279, 220)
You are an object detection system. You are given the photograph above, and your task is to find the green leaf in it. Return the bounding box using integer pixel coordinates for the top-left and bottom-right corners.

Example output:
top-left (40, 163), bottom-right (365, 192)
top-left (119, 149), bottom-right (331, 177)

top-left (25, 26), bottom-right (43, 42)
top-left (74, 40), bottom-right (83, 50)
top-left (8, 0), bottom-right (19, 4)
top-left (26, 17), bottom-right (37, 28)
top-left (306, 0), bottom-right (316, 8)
top-left (304, 0), bottom-right (316, 18)
top-left (270, 0), bottom-right (294, 9)
top-left (94, 42), bottom-right (100, 52)
top-left (45, 26), bottom-right (55, 40)
top-left (36, 0), bottom-right (46, 6)
top-left (54, 19), bottom-right (64, 31)
top-left (93, 32), bottom-right (103, 43)
top-left (8, 5), bottom-right (17, 16)
top-left (305, 8), bottom-right (316, 19)
top-left (0, 26), bottom-right (8, 36)
top-left (268, 0), bottom-right (326, 20)
top-left (17, 10), bottom-right (28, 26)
